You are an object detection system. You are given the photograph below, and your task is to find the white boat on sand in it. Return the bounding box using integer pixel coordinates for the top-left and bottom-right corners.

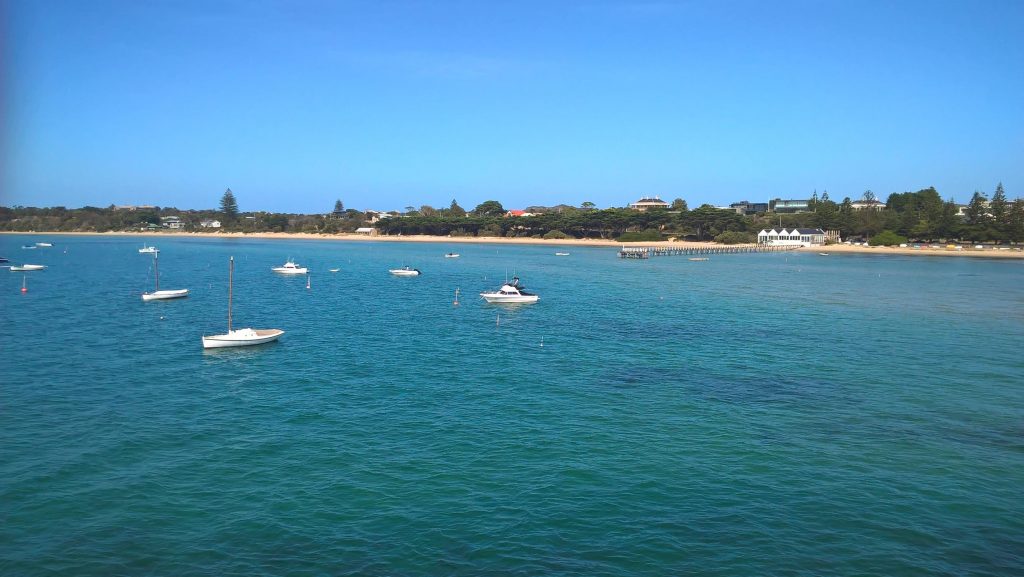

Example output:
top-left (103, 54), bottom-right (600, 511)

top-left (389, 266), bottom-right (421, 276)
top-left (203, 256), bottom-right (284, 349)
top-left (480, 276), bottom-right (539, 304)
top-left (142, 252), bottom-right (189, 301)
top-left (272, 260), bottom-right (308, 274)
top-left (139, 244), bottom-right (159, 254)
top-left (10, 264), bottom-right (46, 271)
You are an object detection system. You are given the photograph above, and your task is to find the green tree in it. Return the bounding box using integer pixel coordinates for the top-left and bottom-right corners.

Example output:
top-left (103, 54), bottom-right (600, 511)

top-left (671, 198), bottom-right (688, 211)
top-left (449, 199), bottom-right (466, 217)
top-left (220, 188), bottom-right (239, 222)
top-left (869, 230), bottom-right (907, 246)
top-left (863, 190), bottom-right (876, 202)
top-left (580, 201), bottom-right (596, 210)
top-left (472, 200), bottom-right (505, 217)
top-left (990, 182), bottom-right (1009, 230)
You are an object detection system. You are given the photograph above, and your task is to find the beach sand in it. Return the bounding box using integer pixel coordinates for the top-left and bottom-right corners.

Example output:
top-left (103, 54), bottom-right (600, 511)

top-left (5, 231), bottom-right (1023, 258)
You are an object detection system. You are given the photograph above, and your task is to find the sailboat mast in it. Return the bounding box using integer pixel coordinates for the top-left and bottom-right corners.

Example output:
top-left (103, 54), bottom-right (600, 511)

top-left (153, 251), bottom-right (160, 292)
top-left (228, 256), bottom-right (234, 332)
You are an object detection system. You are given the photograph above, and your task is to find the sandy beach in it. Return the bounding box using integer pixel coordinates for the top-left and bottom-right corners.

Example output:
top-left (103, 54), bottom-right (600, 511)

top-left (4, 230), bottom-right (1023, 258)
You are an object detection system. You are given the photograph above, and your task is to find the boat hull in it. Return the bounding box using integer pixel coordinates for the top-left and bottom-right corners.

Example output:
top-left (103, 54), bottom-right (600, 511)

top-left (202, 328), bottom-right (284, 349)
top-left (390, 269), bottom-right (420, 276)
top-left (11, 265), bottom-right (46, 271)
top-left (142, 289), bottom-right (190, 301)
top-left (480, 293), bottom-right (539, 304)
top-left (272, 268), bottom-right (308, 274)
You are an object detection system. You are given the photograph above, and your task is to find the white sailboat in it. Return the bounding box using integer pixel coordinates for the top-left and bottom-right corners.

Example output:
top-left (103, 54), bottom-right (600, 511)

top-left (142, 251), bottom-right (189, 301)
top-left (202, 256), bottom-right (284, 349)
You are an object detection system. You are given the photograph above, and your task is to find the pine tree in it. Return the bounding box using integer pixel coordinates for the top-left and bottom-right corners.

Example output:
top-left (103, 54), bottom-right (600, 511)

top-left (449, 199), bottom-right (466, 217)
top-left (989, 183), bottom-right (1008, 226)
top-left (220, 188), bottom-right (239, 222)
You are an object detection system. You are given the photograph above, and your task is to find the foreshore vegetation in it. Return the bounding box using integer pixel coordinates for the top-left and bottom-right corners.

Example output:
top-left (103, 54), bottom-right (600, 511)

top-left (3, 186), bottom-right (1022, 244)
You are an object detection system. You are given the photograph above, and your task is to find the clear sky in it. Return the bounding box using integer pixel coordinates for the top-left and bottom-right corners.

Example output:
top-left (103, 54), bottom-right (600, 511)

top-left (3, 0), bottom-right (1022, 213)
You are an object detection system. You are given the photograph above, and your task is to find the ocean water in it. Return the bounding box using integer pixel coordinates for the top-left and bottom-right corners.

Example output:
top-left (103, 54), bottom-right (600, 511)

top-left (1, 235), bottom-right (1022, 576)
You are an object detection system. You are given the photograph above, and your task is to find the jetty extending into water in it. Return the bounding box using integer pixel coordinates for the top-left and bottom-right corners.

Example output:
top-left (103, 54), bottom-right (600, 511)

top-left (619, 244), bottom-right (801, 259)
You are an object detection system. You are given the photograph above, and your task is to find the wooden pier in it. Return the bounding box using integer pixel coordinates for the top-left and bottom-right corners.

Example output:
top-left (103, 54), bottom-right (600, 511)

top-left (618, 244), bottom-right (800, 259)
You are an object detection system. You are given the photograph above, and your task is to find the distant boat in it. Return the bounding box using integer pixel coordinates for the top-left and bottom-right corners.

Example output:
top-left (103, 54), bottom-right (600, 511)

top-left (444, 253), bottom-right (460, 258)
top-left (21, 245), bottom-right (37, 250)
top-left (35, 242), bottom-right (53, 247)
top-left (0, 257), bottom-right (9, 263)
top-left (10, 264), bottom-right (46, 271)
top-left (819, 252), bottom-right (830, 256)
top-left (689, 257), bottom-right (709, 261)
top-left (202, 256), bottom-right (284, 349)
top-left (141, 251), bottom-right (189, 301)
top-left (480, 276), bottom-right (539, 304)
top-left (329, 268), bottom-right (340, 273)
top-left (389, 266), bottom-right (421, 276)
top-left (555, 252), bottom-right (570, 256)
top-left (272, 259), bottom-right (308, 274)
top-left (139, 244), bottom-right (159, 254)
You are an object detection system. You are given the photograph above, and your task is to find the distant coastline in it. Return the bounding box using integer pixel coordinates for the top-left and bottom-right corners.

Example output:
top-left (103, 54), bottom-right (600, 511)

top-left (3, 230), bottom-right (1022, 259)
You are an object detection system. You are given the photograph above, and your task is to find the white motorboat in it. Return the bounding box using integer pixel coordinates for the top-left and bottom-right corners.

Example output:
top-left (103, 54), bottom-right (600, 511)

top-left (35, 242), bottom-right (53, 247)
top-left (329, 268), bottom-right (340, 273)
top-left (203, 256), bottom-right (284, 349)
top-left (480, 276), bottom-right (539, 304)
top-left (272, 260), bottom-right (308, 274)
top-left (444, 253), bottom-right (460, 258)
top-left (139, 244), bottom-right (159, 254)
top-left (10, 264), bottom-right (46, 271)
top-left (142, 252), bottom-right (189, 301)
top-left (389, 266), bottom-right (421, 276)
top-left (555, 252), bottom-right (570, 256)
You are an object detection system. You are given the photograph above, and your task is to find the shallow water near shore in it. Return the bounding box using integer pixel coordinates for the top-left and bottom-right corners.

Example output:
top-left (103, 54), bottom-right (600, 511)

top-left (2, 234), bottom-right (1023, 575)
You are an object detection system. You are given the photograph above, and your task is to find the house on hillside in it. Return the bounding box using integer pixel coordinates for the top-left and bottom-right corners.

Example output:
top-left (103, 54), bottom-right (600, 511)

top-left (729, 201), bottom-right (769, 215)
top-left (161, 216), bottom-right (184, 229)
top-left (758, 228), bottom-right (826, 246)
top-left (769, 199), bottom-right (811, 213)
top-left (199, 219), bottom-right (221, 229)
top-left (851, 199), bottom-right (886, 211)
top-left (504, 210), bottom-right (536, 217)
top-left (628, 196), bottom-right (669, 211)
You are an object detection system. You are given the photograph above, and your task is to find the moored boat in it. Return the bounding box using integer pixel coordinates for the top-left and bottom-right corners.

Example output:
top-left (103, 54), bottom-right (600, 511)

top-left (142, 251), bottom-right (189, 301)
top-left (444, 253), bottom-right (460, 258)
top-left (139, 244), bottom-right (159, 254)
top-left (272, 260), bottom-right (308, 274)
top-left (480, 276), bottom-right (539, 304)
top-left (10, 264), bottom-right (46, 271)
top-left (203, 256), bottom-right (284, 349)
top-left (389, 266), bottom-right (421, 276)
top-left (35, 242), bottom-right (53, 247)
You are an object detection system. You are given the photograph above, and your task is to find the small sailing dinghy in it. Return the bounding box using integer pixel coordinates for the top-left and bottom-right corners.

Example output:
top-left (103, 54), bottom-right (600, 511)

top-left (142, 251), bottom-right (189, 301)
top-left (202, 256), bottom-right (284, 349)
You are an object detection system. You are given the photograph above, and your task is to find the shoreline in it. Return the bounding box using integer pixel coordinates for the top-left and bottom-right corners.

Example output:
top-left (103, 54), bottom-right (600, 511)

top-left (3, 230), bottom-right (1022, 258)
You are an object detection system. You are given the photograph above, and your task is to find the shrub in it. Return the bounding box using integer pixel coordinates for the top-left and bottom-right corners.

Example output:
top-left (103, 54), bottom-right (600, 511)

top-left (714, 231), bottom-right (756, 244)
top-left (869, 230), bottom-right (908, 246)
top-left (543, 229), bottom-right (572, 239)
top-left (617, 229), bottom-right (663, 242)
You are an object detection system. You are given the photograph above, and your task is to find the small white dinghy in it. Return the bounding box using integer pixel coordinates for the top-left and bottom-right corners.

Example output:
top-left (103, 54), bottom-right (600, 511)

top-left (142, 251), bottom-right (188, 301)
top-left (203, 256), bottom-right (284, 349)
top-left (389, 266), bottom-right (421, 276)
top-left (10, 264), bottom-right (46, 271)
top-left (444, 253), bottom-right (460, 258)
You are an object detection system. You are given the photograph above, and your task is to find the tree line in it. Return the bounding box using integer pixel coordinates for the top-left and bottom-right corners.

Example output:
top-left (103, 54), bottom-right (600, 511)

top-left (2, 185), bottom-right (1021, 243)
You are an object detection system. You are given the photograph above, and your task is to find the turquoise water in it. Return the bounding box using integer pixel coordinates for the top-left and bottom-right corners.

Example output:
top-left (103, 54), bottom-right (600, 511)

top-left (2, 235), bottom-right (1022, 576)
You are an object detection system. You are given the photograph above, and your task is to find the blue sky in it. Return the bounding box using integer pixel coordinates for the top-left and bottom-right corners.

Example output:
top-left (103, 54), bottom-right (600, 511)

top-left (3, 0), bottom-right (1023, 213)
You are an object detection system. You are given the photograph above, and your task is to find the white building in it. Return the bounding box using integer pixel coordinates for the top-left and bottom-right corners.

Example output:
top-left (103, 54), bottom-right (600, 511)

top-left (628, 196), bottom-right (670, 211)
top-left (758, 228), bottom-right (827, 246)
top-left (160, 216), bottom-right (184, 229)
top-left (200, 219), bottom-right (221, 229)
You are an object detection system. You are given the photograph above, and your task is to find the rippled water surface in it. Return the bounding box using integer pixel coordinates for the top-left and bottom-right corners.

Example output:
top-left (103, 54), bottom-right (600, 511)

top-left (2, 235), bottom-right (1022, 575)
